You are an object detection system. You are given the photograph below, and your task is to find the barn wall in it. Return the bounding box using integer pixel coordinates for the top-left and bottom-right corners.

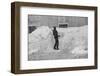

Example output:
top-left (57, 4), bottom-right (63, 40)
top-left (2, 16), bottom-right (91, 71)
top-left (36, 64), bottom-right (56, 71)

top-left (28, 15), bottom-right (88, 27)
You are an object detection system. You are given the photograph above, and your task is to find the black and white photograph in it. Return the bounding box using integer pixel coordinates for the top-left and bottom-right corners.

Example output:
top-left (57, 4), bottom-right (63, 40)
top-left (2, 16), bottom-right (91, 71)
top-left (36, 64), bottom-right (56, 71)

top-left (11, 2), bottom-right (97, 74)
top-left (28, 15), bottom-right (88, 60)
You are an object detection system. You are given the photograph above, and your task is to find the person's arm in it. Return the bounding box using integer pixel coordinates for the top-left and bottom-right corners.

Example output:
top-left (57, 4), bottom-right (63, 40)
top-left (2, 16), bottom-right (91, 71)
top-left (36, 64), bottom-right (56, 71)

top-left (57, 32), bottom-right (60, 37)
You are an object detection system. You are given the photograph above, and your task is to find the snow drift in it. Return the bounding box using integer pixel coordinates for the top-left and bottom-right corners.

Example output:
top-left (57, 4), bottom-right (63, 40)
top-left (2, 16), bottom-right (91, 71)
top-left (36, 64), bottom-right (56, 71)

top-left (28, 25), bottom-right (88, 60)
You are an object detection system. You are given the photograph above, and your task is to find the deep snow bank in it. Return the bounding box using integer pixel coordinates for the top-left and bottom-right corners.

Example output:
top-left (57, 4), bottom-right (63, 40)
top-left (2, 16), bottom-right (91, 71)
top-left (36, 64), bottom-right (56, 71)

top-left (28, 25), bottom-right (88, 59)
top-left (29, 26), bottom-right (54, 54)
top-left (57, 26), bottom-right (88, 56)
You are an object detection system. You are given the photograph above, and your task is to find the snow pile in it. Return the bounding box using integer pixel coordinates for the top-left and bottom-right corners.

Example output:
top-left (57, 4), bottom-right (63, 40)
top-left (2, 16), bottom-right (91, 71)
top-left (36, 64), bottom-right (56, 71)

top-left (29, 26), bottom-right (51, 40)
top-left (57, 25), bottom-right (88, 57)
top-left (29, 25), bottom-right (88, 59)
top-left (29, 26), bottom-right (54, 54)
top-left (71, 46), bottom-right (88, 56)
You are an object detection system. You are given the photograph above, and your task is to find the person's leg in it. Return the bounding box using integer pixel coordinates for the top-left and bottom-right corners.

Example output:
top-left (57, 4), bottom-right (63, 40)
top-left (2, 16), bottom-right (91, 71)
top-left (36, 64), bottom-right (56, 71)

top-left (56, 39), bottom-right (59, 50)
top-left (54, 43), bottom-right (56, 49)
top-left (54, 39), bottom-right (56, 49)
top-left (54, 39), bottom-right (57, 50)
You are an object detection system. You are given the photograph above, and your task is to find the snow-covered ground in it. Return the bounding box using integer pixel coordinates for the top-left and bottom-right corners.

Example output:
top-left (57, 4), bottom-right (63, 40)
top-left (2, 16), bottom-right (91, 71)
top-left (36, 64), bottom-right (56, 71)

top-left (28, 25), bottom-right (88, 60)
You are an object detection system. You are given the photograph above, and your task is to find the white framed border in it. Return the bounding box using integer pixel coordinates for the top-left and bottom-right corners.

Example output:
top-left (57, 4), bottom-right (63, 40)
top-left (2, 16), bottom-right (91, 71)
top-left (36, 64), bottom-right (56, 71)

top-left (20, 6), bottom-right (95, 70)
